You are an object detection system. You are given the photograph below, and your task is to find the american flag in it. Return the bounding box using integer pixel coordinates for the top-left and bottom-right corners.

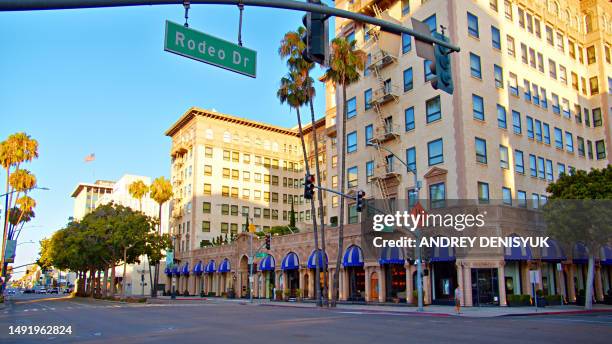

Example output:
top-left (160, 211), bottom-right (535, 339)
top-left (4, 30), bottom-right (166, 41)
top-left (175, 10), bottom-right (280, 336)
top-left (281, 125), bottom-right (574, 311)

top-left (84, 153), bottom-right (95, 163)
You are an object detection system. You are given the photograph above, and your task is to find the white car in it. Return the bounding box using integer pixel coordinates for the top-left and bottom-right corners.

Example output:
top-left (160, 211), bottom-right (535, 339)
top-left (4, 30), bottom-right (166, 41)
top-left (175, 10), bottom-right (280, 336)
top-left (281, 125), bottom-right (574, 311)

top-left (35, 288), bottom-right (47, 294)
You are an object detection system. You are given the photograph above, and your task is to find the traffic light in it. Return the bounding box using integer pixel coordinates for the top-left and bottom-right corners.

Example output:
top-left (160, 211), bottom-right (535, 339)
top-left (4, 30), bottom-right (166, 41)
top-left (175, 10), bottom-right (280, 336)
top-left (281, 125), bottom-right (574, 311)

top-left (301, 0), bottom-right (328, 65)
top-left (356, 190), bottom-right (366, 212)
top-left (430, 32), bottom-right (454, 95)
top-left (304, 174), bottom-right (315, 200)
top-left (265, 233), bottom-right (271, 250)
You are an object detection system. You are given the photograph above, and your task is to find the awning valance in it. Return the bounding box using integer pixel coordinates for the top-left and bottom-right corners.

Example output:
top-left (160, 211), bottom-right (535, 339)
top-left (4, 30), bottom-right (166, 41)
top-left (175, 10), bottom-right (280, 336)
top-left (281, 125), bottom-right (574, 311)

top-left (343, 245), bottom-right (364, 267)
top-left (307, 249), bottom-right (327, 269)
top-left (281, 252), bottom-right (300, 270)
top-left (431, 245), bottom-right (456, 262)
top-left (205, 260), bottom-right (216, 273)
top-left (573, 243), bottom-right (589, 264)
top-left (181, 262), bottom-right (190, 276)
top-left (164, 267), bottom-right (172, 276)
top-left (259, 254), bottom-right (275, 271)
top-left (379, 246), bottom-right (404, 264)
top-left (504, 236), bottom-right (532, 261)
top-left (218, 258), bottom-right (231, 272)
top-left (193, 261), bottom-right (203, 275)
top-left (172, 265), bottom-right (179, 276)
top-left (540, 239), bottom-right (566, 262)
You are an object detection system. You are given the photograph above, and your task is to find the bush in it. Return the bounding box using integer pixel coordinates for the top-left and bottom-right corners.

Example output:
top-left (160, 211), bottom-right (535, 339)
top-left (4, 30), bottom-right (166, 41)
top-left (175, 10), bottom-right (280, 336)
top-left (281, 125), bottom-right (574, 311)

top-left (535, 289), bottom-right (544, 297)
top-left (275, 290), bottom-right (283, 301)
top-left (183, 290), bottom-right (189, 297)
top-left (507, 294), bottom-right (531, 306)
top-left (545, 294), bottom-right (562, 305)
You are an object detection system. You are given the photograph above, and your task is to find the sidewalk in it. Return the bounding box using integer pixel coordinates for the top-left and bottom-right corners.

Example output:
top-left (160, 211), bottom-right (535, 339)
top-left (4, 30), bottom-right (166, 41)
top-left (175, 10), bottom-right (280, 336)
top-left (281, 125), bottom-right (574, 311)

top-left (150, 296), bottom-right (612, 317)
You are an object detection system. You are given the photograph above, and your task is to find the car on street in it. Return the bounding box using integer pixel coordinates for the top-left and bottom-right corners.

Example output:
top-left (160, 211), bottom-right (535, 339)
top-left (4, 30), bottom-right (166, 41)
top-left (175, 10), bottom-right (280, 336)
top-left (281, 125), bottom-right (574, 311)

top-left (48, 287), bottom-right (59, 294)
top-left (35, 288), bottom-right (47, 294)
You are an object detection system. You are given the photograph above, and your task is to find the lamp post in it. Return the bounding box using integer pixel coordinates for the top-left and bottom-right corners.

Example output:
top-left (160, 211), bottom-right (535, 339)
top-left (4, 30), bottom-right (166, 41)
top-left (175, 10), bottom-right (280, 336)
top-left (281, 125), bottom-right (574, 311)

top-left (368, 142), bottom-right (424, 312)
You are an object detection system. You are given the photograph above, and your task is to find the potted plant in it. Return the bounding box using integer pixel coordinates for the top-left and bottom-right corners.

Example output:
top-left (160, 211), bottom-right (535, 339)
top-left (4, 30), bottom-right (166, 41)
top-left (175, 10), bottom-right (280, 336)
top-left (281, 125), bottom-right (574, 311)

top-left (183, 290), bottom-right (189, 297)
top-left (200, 290), bottom-right (205, 297)
top-left (275, 290), bottom-right (283, 301)
top-left (295, 289), bottom-right (303, 302)
top-left (545, 294), bottom-right (562, 306)
top-left (227, 288), bottom-right (236, 299)
top-left (283, 289), bottom-right (291, 301)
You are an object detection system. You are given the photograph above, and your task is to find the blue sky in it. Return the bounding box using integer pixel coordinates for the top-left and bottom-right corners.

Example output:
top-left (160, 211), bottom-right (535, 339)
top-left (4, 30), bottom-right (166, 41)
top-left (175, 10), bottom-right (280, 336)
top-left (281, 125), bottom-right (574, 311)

top-left (0, 4), bottom-right (332, 277)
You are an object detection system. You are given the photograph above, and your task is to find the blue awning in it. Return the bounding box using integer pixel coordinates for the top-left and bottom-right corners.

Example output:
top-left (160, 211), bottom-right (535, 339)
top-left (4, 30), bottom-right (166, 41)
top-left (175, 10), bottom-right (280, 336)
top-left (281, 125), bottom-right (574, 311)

top-left (281, 252), bottom-right (300, 270)
top-left (181, 262), bottom-right (190, 276)
top-left (205, 260), bottom-right (216, 273)
top-left (193, 261), bottom-right (203, 275)
top-left (172, 265), bottom-right (179, 276)
top-left (573, 243), bottom-right (589, 264)
top-left (259, 254), bottom-right (275, 271)
top-left (307, 249), bottom-right (327, 269)
top-left (218, 258), bottom-right (231, 273)
top-left (379, 246), bottom-right (404, 264)
top-left (431, 245), bottom-right (456, 262)
top-left (540, 239), bottom-right (566, 262)
top-left (600, 246), bottom-right (612, 265)
top-left (343, 245), bottom-right (364, 267)
top-left (164, 266), bottom-right (172, 276)
top-left (504, 236), bottom-right (532, 261)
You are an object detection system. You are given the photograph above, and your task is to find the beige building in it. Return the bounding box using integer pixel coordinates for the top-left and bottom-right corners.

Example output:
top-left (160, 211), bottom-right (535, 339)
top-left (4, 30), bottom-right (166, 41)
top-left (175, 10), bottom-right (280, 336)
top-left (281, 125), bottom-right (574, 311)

top-left (70, 180), bottom-right (114, 221)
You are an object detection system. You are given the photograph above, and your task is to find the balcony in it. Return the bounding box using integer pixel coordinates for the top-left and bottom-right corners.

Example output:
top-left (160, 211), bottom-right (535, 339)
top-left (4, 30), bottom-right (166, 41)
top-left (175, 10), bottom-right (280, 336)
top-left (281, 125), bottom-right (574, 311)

top-left (348, 0), bottom-right (395, 16)
top-left (370, 165), bottom-right (401, 185)
top-left (367, 49), bottom-right (397, 71)
top-left (370, 124), bottom-right (401, 145)
top-left (371, 84), bottom-right (400, 106)
top-left (170, 141), bottom-right (189, 158)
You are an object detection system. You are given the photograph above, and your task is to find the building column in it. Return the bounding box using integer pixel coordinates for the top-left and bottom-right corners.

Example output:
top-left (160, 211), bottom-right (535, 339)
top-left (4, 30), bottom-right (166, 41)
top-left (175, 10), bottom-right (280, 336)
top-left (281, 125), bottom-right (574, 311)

top-left (595, 266), bottom-right (604, 302)
top-left (423, 266), bottom-right (431, 305)
top-left (341, 268), bottom-right (349, 301)
top-left (456, 261), bottom-right (464, 306)
top-left (364, 267), bottom-right (372, 303)
top-left (498, 261), bottom-right (507, 307)
top-left (555, 264), bottom-right (566, 301)
top-left (308, 269), bottom-right (315, 299)
top-left (377, 265), bottom-right (385, 303)
top-left (405, 264), bottom-right (414, 304)
top-left (328, 267), bottom-right (335, 300)
top-left (463, 264), bottom-right (473, 307)
top-left (521, 262), bottom-right (531, 295)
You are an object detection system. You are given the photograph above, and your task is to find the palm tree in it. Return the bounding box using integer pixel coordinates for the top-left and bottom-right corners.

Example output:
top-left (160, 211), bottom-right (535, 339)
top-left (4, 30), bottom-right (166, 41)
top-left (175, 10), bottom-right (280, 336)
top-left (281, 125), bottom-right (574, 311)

top-left (323, 37), bottom-right (365, 307)
top-left (149, 176), bottom-right (173, 297)
top-left (277, 69), bottom-right (324, 306)
top-left (279, 27), bottom-right (329, 303)
top-left (128, 180), bottom-right (149, 212)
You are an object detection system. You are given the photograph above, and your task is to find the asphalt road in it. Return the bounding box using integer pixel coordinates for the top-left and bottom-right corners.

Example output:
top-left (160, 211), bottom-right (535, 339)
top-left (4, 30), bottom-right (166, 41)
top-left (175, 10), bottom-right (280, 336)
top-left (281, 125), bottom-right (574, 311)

top-left (1, 294), bottom-right (611, 344)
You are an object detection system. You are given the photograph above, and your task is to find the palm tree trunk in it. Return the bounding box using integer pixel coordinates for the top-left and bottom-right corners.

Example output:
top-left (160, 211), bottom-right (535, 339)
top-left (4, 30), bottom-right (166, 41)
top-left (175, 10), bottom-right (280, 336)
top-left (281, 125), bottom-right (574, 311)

top-left (122, 247), bottom-right (128, 299)
top-left (153, 204), bottom-right (162, 297)
top-left (309, 97), bottom-right (328, 304)
top-left (110, 263), bottom-right (116, 297)
top-left (1, 171), bottom-right (11, 281)
top-left (332, 83), bottom-right (348, 307)
top-left (102, 267), bottom-right (108, 297)
top-left (296, 107), bottom-right (322, 307)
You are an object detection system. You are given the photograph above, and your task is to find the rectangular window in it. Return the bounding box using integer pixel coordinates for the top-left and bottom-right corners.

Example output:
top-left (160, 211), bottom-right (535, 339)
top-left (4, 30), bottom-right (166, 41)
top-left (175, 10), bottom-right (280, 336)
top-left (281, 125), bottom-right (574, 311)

top-left (556, 32), bottom-right (564, 52)
top-left (478, 182), bottom-right (490, 204)
top-left (546, 26), bottom-right (554, 45)
top-left (406, 147), bottom-right (416, 173)
top-left (532, 83), bottom-right (539, 105)
top-left (526, 12), bottom-right (533, 33)
top-left (518, 7), bottom-right (525, 28)
top-left (521, 43), bottom-right (528, 64)
top-left (475, 137), bottom-right (487, 164)
top-left (490, 0), bottom-right (498, 12)
top-left (204, 146), bottom-right (213, 158)
top-left (529, 154), bottom-right (537, 177)
top-left (424, 14), bottom-right (437, 34)
top-left (221, 204), bottom-right (229, 215)
top-left (500, 145), bottom-right (509, 169)
top-left (537, 53), bottom-right (544, 72)
top-left (203, 183), bottom-right (211, 195)
top-left (589, 77), bottom-right (599, 95)
top-left (549, 59), bottom-right (556, 79)
top-left (202, 221), bottom-right (210, 233)
top-left (565, 132), bottom-right (574, 153)
top-left (562, 98), bottom-right (570, 118)
top-left (223, 150), bottom-right (230, 161)
top-left (504, 1), bottom-right (513, 20)
top-left (526, 116), bottom-right (534, 139)
top-left (537, 157), bottom-right (545, 179)
top-left (429, 182), bottom-right (446, 209)
top-left (470, 53), bottom-right (482, 79)
top-left (202, 202), bottom-right (211, 213)
top-left (584, 108), bottom-right (591, 127)
top-left (348, 205), bottom-right (358, 224)
top-left (554, 127), bottom-right (563, 150)
top-left (203, 165), bottom-right (212, 176)
top-left (424, 60), bottom-right (434, 81)
top-left (529, 48), bottom-right (536, 68)
top-left (509, 72), bottom-right (518, 96)
top-left (532, 194), bottom-right (540, 209)
top-left (540, 87), bottom-right (548, 109)
top-left (405, 107), bottom-right (415, 131)
top-left (403, 68), bottom-right (413, 92)
top-left (472, 94), bottom-right (485, 121)
top-left (517, 190), bottom-right (527, 208)
top-left (523, 79), bottom-right (531, 101)
top-left (587, 140), bottom-right (593, 159)
top-left (557, 163), bottom-right (566, 176)
top-left (512, 111), bottom-right (521, 134)
top-left (491, 26), bottom-right (501, 49)
top-left (593, 108), bottom-right (602, 127)
top-left (347, 166), bottom-right (358, 188)
top-left (347, 131), bottom-right (357, 153)
top-left (426, 96), bottom-right (441, 123)
top-left (497, 104), bottom-right (507, 129)
top-left (559, 65), bottom-right (567, 84)
top-left (546, 159), bottom-right (553, 181)
top-left (365, 124), bottom-right (373, 144)
top-left (428, 138), bottom-right (443, 166)
top-left (364, 88), bottom-right (372, 110)
top-left (543, 123), bottom-right (550, 145)
top-left (596, 140), bottom-right (606, 160)
top-left (347, 97), bottom-right (357, 119)
top-left (502, 187), bottom-right (512, 205)
top-left (551, 94), bottom-right (560, 114)
top-left (366, 160), bottom-right (374, 183)
top-left (514, 150), bottom-right (524, 174)
top-left (402, 0), bottom-right (410, 15)
top-left (494, 64), bottom-right (503, 88)
top-left (587, 46), bottom-right (596, 64)
top-left (577, 137), bottom-right (585, 157)
top-left (507, 35), bottom-right (515, 56)
top-left (402, 33), bottom-right (412, 54)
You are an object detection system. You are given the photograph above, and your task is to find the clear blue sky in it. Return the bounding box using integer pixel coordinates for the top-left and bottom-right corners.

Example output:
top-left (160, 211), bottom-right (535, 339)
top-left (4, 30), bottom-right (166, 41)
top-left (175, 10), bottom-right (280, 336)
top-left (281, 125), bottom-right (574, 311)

top-left (0, 4), bottom-right (332, 278)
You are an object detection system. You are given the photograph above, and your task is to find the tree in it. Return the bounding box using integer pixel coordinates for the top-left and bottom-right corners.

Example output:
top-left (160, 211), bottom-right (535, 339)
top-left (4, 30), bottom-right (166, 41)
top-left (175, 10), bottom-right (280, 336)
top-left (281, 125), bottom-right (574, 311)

top-left (149, 176), bottom-right (173, 297)
top-left (128, 179), bottom-right (149, 212)
top-left (323, 37), bottom-right (365, 306)
top-left (280, 27), bottom-right (329, 302)
top-left (543, 166), bottom-right (612, 310)
top-left (0, 132), bottom-right (38, 288)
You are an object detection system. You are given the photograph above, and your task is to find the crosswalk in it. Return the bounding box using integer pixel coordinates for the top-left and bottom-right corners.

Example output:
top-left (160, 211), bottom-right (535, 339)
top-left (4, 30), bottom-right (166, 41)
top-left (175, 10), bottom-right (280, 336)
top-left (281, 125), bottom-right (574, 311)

top-left (4, 301), bottom-right (216, 315)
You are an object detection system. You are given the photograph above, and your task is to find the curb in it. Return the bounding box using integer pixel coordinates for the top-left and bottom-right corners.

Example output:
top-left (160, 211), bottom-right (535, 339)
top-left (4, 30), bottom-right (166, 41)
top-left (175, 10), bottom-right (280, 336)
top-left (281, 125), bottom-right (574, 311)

top-left (502, 309), bottom-right (612, 317)
top-left (257, 302), bottom-right (452, 317)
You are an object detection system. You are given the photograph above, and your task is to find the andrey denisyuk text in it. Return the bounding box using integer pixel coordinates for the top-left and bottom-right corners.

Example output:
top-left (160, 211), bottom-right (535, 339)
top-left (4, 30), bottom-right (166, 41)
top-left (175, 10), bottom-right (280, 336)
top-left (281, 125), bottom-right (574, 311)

top-left (372, 236), bottom-right (550, 248)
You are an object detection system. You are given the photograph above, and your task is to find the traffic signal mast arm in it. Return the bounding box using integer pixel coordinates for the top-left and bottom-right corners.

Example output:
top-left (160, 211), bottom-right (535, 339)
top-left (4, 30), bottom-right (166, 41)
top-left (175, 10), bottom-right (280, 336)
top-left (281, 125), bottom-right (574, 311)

top-left (0, 0), bottom-right (460, 53)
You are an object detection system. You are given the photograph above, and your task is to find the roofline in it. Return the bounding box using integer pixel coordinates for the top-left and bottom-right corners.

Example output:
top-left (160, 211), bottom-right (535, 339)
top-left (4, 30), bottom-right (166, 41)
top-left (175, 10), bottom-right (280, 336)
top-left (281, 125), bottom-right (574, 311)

top-left (70, 182), bottom-right (114, 198)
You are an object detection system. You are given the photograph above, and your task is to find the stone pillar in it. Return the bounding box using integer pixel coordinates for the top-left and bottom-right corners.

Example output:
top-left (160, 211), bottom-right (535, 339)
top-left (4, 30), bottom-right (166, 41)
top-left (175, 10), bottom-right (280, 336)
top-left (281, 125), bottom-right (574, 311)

top-left (364, 267), bottom-right (372, 302)
top-left (463, 264), bottom-right (472, 307)
top-left (456, 261), bottom-right (464, 306)
top-left (406, 264), bottom-right (414, 304)
top-left (521, 262), bottom-right (531, 295)
top-left (595, 266), bottom-right (604, 302)
top-left (498, 261), bottom-right (507, 307)
top-left (308, 269), bottom-right (315, 299)
top-left (377, 265), bottom-right (386, 303)
top-left (567, 265), bottom-right (576, 302)
top-left (423, 269), bottom-right (431, 305)
top-left (341, 268), bottom-right (349, 301)
top-left (557, 265), bottom-right (566, 301)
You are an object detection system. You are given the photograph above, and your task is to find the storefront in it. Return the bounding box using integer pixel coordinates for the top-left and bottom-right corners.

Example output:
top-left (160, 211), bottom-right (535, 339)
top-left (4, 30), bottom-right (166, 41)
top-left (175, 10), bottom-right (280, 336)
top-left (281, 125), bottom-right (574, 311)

top-left (379, 247), bottom-right (406, 302)
top-left (180, 262), bottom-right (190, 294)
top-left (307, 249), bottom-right (327, 296)
top-left (471, 268), bottom-right (500, 306)
top-left (281, 252), bottom-right (300, 298)
top-left (601, 246), bottom-right (612, 296)
top-left (218, 258), bottom-right (231, 295)
top-left (540, 239), bottom-right (567, 298)
top-left (343, 245), bottom-right (365, 301)
top-left (504, 239), bottom-right (531, 298)
top-left (573, 243), bottom-right (589, 298)
top-left (258, 254), bottom-right (275, 299)
top-left (193, 261), bottom-right (203, 295)
top-left (204, 260), bottom-right (216, 295)
top-left (430, 246), bottom-right (456, 305)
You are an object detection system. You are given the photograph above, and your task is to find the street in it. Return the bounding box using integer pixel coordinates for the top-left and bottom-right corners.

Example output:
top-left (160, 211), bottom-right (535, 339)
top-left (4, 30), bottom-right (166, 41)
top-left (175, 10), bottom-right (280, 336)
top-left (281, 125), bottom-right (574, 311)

top-left (1, 294), bottom-right (611, 343)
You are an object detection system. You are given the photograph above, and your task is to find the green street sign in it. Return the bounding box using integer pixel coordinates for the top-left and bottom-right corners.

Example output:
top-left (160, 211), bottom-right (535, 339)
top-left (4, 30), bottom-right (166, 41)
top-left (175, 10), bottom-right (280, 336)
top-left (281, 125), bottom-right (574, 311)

top-left (255, 252), bottom-right (267, 258)
top-left (164, 20), bottom-right (257, 78)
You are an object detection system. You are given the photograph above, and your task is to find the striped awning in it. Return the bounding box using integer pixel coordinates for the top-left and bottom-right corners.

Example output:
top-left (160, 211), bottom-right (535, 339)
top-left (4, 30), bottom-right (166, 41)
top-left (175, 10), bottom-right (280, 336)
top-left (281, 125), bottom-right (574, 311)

top-left (343, 245), bottom-right (364, 267)
top-left (172, 265), bottom-right (179, 276)
top-left (379, 246), bottom-right (404, 264)
top-left (504, 236), bottom-right (532, 261)
top-left (431, 246), bottom-right (456, 262)
top-left (205, 260), bottom-right (216, 273)
top-left (541, 239), bottom-right (566, 262)
top-left (307, 249), bottom-right (327, 269)
top-left (600, 246), bottom-right (612, 265)
top-left (218, 258), bottom-right (231, 273)
top-left (164, 266), bottom-right (172, 276)
top-left (281, 252), bottom-right (300, 270)
top-left (193, 261), bottom-right (203, 275)
top-left (259, 255), bottom-right (275, 271)
top-left (573, 243), bottom-right (589, 264)
top-left (181, 262), bottom-right (190, 276)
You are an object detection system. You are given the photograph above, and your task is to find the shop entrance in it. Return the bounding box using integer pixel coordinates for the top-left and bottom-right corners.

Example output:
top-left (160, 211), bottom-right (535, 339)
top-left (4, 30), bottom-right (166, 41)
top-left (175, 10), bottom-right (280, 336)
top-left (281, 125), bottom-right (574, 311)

top-left (471, 268), bottom-right (500, 306)
top-left (286, 269), bottom-right (299, 297)
top-left (384, 264), bottom-right (406, 301)
top-left (347, 267), bottom-right (365, 301)
top-left (432, 262), bottom-right (456, 305)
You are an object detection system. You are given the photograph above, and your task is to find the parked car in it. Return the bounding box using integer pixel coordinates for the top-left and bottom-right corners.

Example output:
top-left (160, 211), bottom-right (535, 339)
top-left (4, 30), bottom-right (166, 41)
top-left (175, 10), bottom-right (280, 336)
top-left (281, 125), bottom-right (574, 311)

top-left (48, 288), bottom-right (59, 294)
top-left (63, 288), bottom-right (73, 294)
top-left (35, 288), bottom-right (47, 294)
top-left (23, 289), bottom-right (34, 294)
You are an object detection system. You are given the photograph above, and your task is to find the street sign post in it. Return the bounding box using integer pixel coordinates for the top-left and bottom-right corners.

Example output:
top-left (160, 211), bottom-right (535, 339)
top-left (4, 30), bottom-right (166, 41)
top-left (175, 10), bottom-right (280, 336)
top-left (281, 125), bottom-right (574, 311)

top-left (255, 252), bottom-right (267, 258)
top-left (164, 20), bottom-right (257, 78)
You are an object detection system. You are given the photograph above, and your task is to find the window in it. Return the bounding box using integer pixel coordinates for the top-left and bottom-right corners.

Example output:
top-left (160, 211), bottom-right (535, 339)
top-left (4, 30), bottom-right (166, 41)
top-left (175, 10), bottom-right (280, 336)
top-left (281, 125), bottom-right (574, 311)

top-left (365, 124), bottom-right (373, 144)
top-left (507, 35), bottom-right (515, 56)
top-left (532, 83), bottom-right (539, 106)
top-left (494, 64), bottom-right (503, 88)
top-left (401, 0), bottom-right (410, 15)
top-left (526, 116), bottom-right (534, 139)
top-left (596, 140), bottom-right (606, 160)
top-left (405, 107), bottom-right (415, 131)
top-left (512, 111), bottom-right (522, 134)
top-left (426, 96), bottom-right (441, 123)
top-left (586, 46), bottom-right (596, 64)
top-left (577, 137), bottom-right (585, 157)
top-left (203, 165), bottom-right (212, 176)
top-left (584, 108), bottom-right (591, 127)
top-left (535, 119), bottom-right (542, 142)
top-left (223, 150), bottom-right (230, 161)
top-left (490, 0), bottom-right (498, 12)
top-left (556, 32), bottom-right (564, 52)
top-left (472, 94), bottom-right (484, 121)
top-left (537, 157), bottom-right (545, 179)
top-left (529, 154), bottom-right (537, 177)
top-left (562, 98), bottom-right (570, 118)
top-left (509, 72), bottom-right (518, 96)
top-left (546, 26), bottom-right (553, 45)
top-left (470, 53), bottom-right (482, 79)
top-left (347, 97), bottom-right (357, 119)
top-left (534, 17), bottom-right (541, 38)
top-left (587, 140), bottom-right (593, 159)
top-left (402, 33), bottom-right (411, 53)
top-left (364, 89), bottom-right (372, 110)
top-left (543, 123), bottom-right (550, 145)
top-left (347, 131), bottom-right (357, 153)
top-left (424, 14), bottom-right (437, 34)
top-left (232, 169), bottom-right (239, 180)
top-left (565, 132), bottom-right (573, 153)
top-left (202, 202), bottom-right (211, 213)
top-left (475, 137), bottom-right (487, 164)
top-left (424, 60), bottom-right (434, 81)
top-left (222, 168), bottom-right (230, 179)
top-left (525, 12), bottom-right (533, 33)
top-left (504, 1), bottom-right (512, 20)
top-left (406, 147), bottom-right (416, 173)
top-left (554, 127), bottom-right (563, 150)
top-left (521, 43), bottom-right (528, 64)
top-left (545, 159), bottom-right (553, 181)
top-left (557, 163), bottom-right (565, 176)
top-left (231, 205), bottom-right (239, 216)
top-left (346, 31), bottom-right (355, 43)
top-left (518, 7), bottom-right (525, 28)
top-left (529, 48), bottom-right (536, 68)
top-left (478, 182), bottom-right (490, 204)
top-left (203, 183), bottom-right (211, 195)
top-left (559, 65), bottom-right (567, 84)
top-left (593, 108), bottom-right (602, 127)
top-left (571, 72), bottom-right (579, 91)
top-left (347, 166), bottom-right (358, 188)
top-left (348, 205), bottom-right (358, 224)
top-left (403, 68), bottom-right (413, 92)
top-left (491, 26), bottom-right (501, 49)
top-left (497, 104), bottom-right (507, 129)
top-left (429, 182), bottom-right (445, 209)
top-left (517, 191), bottom-right (527, 208)
top-left (366, 160), bottom-right (374, 183)
top-left (232, 151), bottom-right (239, 162)
top-left (551, 94), bottom-right (560, 114)
top-left (514, 150), bottom-right (524, 174)
top-left (221, 204), bottom-right (229, 215)
top-left (589, 77), bottom-right (599, 95)
top-left (540, 87), bottom-right (547, 109)
top-left (537, 53), bottom-right (544, 72)
top-left (523, 79), bottom-right (531, 101)
top-left (428, 138), bottom-right (443, 165)
top-left (500, 145), bottom-right (509, 169)
top-left (532, 194), bottom-right (540, 209)
top-left (202, 221), bottom-right (210, 233)
top-left (364, 54), bottom-right (371, 76)
top-left (548, 59), bottom-right (556, 79)
top-left (502, 187), bottom-right (512, 205)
